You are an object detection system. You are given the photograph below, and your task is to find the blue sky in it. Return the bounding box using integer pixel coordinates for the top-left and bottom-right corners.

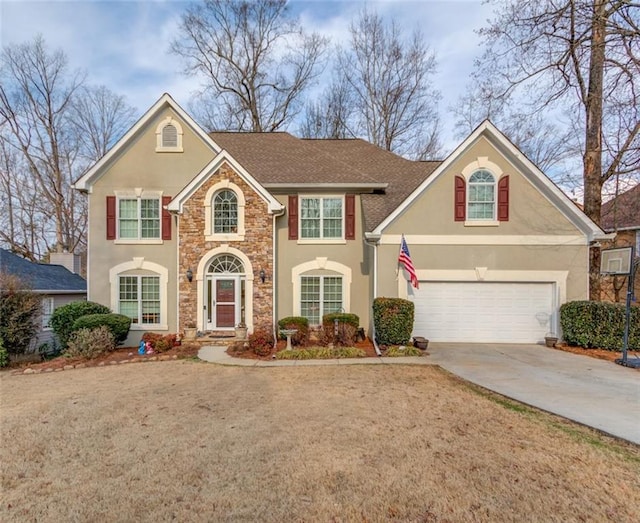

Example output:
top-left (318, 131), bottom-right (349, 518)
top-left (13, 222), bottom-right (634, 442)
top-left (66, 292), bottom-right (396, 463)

top-left (1, 0), bottom-right (494, 151)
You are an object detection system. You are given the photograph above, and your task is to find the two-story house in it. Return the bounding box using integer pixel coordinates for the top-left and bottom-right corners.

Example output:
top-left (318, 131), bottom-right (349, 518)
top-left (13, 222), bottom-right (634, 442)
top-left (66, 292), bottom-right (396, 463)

top-left (74, 94), bottom-right (607, 345)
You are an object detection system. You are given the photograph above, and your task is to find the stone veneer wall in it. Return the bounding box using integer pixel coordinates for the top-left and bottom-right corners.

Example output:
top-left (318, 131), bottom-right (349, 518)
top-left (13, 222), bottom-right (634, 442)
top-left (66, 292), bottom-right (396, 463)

top-left (178, 163), bottom-right (273, 332)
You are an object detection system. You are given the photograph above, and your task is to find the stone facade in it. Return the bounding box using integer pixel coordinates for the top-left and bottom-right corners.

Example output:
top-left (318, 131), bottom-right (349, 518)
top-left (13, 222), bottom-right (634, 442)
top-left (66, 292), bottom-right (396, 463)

top-left (178, 162), bottom-right (273, 332)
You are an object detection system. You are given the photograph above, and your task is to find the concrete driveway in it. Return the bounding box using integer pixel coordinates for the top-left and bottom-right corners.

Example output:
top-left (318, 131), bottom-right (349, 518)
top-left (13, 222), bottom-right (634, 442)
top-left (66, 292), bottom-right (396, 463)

top-left (427, 343), bottom-right (640, 445)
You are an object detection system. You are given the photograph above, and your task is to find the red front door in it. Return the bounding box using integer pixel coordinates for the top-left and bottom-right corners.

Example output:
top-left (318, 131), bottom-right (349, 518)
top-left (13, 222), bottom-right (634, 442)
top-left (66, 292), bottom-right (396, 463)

top-left (215, 279), bottom-right (235, 328)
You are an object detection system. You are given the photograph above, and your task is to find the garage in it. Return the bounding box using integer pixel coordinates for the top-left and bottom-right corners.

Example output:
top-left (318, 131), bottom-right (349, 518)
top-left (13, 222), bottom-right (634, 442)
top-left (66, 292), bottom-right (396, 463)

top-left (410, 282), bottom-right (555, 343)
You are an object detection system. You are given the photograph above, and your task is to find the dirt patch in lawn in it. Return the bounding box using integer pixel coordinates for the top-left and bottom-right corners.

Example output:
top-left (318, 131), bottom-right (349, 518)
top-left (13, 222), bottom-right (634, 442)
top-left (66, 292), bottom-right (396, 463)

top-left (1, 363), bottom-right (638, 522)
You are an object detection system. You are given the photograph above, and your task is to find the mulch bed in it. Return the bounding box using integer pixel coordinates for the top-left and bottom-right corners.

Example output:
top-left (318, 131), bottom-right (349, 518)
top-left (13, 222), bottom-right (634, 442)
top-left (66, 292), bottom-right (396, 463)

top-left (227, 338), bottom-right (379, 360)
top-left (551, 342), bottom-right (638, 363)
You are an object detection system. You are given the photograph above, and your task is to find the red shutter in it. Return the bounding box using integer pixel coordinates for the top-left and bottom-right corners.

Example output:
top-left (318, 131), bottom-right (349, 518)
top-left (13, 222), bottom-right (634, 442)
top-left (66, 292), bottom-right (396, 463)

top-left (288, 195), bottom-right (298, 240)
top-left (497, 176), bottom-right (509, 221)
top-left (162, 196), bottom-right (172, 240)
top-left (106, 196), bottom-right (116, 240)
top-left (345, 194), bottom-right (356, 240)
top-left (454, 175), bottom-right (466, 221)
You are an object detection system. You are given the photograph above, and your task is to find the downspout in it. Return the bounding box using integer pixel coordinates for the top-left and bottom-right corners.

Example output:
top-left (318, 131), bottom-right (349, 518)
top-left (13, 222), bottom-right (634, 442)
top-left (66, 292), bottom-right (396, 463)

top-left (365, 233), bottom-right (382, 356)
top-left (270, 206), bottom-right (285, 349)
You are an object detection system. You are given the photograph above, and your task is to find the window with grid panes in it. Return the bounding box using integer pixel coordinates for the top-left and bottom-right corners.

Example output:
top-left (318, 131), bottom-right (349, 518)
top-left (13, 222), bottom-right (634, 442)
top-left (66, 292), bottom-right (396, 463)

top-left (467, 170), bottom-right (496, 220)
top-left (300, 197), bottom-right (343, 239)
top-left (118, 198), bottom-right (160, 239)
top-left (213, 190), bottom-right (238, 233)
top-left (300, 275), bottom-right (343, 324)
top-left (119, 276), bottom-right (161, 324)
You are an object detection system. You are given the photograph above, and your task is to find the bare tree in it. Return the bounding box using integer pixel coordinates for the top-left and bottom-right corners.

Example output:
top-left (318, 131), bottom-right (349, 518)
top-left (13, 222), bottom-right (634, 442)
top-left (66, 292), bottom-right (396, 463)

top-left (328, 8), bottom-right (442, 159)
top-left (299, 75), bottom-right (355, 139)
top-left (172, 0), bottom-right (328, 132)
top-left (0, 36), bottom-right (136, 260)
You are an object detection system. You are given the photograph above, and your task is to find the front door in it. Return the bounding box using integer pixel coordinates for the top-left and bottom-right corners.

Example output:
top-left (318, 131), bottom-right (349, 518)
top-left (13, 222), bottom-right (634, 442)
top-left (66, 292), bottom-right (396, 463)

top-left (205, 277), bottom-right (239, 330)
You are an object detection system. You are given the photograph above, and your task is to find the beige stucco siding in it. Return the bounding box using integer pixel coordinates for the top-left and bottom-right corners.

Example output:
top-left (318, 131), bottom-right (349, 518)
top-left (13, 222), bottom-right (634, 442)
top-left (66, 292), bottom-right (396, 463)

top-left (376, 243), bottom-right (589, 302)
top-left (87, 108), bottom-right (216, 344)
top-left (274, 194), bottom-right (372, 329)
top-left (385, 136), bottom-right (582, 237)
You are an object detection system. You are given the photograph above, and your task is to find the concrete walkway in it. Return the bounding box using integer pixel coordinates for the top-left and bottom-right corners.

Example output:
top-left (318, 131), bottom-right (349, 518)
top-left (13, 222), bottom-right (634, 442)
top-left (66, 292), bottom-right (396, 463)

top-left (198, 343), bottom-right (640, 444)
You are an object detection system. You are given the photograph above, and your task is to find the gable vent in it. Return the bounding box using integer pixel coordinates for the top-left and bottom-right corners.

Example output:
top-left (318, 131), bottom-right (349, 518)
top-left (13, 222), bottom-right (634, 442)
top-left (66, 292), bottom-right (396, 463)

top-left (162, 124), bottom-right (178, 148)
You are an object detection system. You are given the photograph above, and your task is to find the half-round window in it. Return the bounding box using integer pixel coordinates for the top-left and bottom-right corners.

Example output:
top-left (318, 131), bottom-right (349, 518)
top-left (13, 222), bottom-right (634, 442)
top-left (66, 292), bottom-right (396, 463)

top-left (468, 170), bottom-right (496, 220)
top-left (207, 254), bottom-right (244, 274)
top-left (213, 189), bottom-right (238, 234)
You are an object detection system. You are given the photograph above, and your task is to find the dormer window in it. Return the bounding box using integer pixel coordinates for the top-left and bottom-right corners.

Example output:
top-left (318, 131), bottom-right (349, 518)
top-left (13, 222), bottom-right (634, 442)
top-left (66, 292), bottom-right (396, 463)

top-left (155, 117), bottom-right (183, 152)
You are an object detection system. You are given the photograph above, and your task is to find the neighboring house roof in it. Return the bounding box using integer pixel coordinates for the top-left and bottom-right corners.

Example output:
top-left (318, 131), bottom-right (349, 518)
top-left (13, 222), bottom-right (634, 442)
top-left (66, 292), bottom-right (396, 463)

top-left (0, 249), bottom-right (87, 294)
top-left (601, 184), bottom-right (640, 232)
top-left (209, 132), bottom-right (439, 230)
top-left (74, 93), bottom-right (222, 192)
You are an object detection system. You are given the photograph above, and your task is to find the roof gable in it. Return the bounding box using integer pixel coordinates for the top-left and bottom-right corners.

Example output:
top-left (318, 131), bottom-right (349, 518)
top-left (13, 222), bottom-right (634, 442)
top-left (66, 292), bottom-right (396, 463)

top-left (371, 120), bottom-right (608, 241)
top-left (167, 150), bottom-right (284, 214)
top-left (0, 249), bottom-right (86, 293)
top-left (74, 93), bottom-right (222, 192)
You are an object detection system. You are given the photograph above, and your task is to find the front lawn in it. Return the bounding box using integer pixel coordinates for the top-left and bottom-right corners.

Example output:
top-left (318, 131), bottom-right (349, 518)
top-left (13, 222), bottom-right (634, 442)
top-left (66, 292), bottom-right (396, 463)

top-left (1, 363), bottom-right (638, 521)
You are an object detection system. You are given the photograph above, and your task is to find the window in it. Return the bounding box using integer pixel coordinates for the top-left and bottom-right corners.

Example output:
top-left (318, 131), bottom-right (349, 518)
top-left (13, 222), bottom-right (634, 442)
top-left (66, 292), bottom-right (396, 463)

top-left (119, 276), bottom-right (161, 325)
top-left (300, 275), bottom-right (343, 324)
top-left (213, 190), bottom-right (238, 234)
top-left (41, 297), bottom-right (54, 329)
top-left (119, 198), bottom-right (160, 239)
top-left (467, 170), bottom-right (495, 220)
top-left (300, 197), bottom-right (343, 239)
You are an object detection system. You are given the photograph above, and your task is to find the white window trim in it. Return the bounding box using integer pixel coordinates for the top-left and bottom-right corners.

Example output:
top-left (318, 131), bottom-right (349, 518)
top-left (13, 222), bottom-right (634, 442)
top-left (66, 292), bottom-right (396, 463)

top-left (204, 180), bottom-right (246, 241)
top-left (114, 189), bottom-right (164, 244)
top-left (298, 195), bottom-right (345, 244)
top-left (195, 246), bottom-right (254, 332)
top-left (292, 258), bottom-right (351, 321)
top-left (41, 297), bottom-right (54, 330)
top-left (155, 116), bottom-right (184, 152)
top-left (109, 258), bottom-right (168, 331)
top-left (461, 157), bottom-right (503, 226)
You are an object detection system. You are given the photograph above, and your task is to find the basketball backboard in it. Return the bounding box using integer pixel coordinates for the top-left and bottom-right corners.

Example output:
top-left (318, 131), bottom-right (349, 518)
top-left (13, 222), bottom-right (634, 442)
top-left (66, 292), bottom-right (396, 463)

top-left (600, 247), bottom-right (634, 276)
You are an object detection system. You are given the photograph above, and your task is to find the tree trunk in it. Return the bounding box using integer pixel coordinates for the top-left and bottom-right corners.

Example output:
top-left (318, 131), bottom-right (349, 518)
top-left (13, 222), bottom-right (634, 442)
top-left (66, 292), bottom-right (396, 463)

top-left (584, 0), bottom-right (607, 299)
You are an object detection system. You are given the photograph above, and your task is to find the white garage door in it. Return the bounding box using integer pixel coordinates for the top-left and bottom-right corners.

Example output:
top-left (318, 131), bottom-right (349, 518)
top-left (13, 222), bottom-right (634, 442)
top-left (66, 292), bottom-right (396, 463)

top-left (410, 282), bottom-right (555, 343)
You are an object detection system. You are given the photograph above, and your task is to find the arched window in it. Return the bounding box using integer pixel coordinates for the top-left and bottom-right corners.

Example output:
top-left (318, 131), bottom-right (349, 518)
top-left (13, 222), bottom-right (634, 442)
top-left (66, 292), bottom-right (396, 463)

top-left (213, 189), bottom-right (238, 234)
top-left (208, 254), bottom-right (244, 274)
top-left (467, 170), bottom-right (496, 220)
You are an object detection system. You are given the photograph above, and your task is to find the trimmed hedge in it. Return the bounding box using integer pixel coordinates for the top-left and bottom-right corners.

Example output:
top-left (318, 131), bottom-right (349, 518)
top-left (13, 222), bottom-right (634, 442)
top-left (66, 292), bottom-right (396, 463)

top-left (277, 316), bottom-right (309, 346)
top-left (373, 298), bottom-right (414, 345)
top-left (322, 313), bottom-right (359, 346)
top-left (50, 301), bottom-right (111, 348)
top-left (72, 313), bottom-right (132, 346)
top-left (560, 300), bottom-right (639, 350)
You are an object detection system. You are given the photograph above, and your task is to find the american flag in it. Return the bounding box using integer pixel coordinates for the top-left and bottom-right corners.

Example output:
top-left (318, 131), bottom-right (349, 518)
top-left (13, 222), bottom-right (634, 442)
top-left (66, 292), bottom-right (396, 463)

top-left (398, 235), bottom-right (419, 289)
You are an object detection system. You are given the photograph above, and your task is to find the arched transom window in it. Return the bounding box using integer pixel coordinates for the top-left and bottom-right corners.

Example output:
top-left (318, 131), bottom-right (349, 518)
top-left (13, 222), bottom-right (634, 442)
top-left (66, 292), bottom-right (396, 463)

top-left (208, 254), bottom-right (244, 274)
top-left (468, 170), bottom-right (496, 220)
top-left (213, 189), bottom-right (238, 234)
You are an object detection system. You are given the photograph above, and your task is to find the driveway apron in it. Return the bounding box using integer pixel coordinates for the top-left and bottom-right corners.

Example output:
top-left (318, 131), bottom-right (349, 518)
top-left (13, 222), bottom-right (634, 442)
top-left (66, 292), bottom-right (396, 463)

top-left (427, 343), bottom-right (640, 445)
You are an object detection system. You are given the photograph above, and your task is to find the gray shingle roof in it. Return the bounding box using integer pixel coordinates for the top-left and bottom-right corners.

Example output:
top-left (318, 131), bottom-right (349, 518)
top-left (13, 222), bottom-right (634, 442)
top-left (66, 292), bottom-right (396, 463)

top-left (209, 132), bottom-right (441, 230)
top-left (0, 249), bottom-right (87, 293)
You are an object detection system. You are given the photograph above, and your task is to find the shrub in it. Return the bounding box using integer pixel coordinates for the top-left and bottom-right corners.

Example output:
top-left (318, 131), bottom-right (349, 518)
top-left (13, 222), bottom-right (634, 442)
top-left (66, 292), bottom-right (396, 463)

top-left (142, 332), bottom-right (178, 353)
top-left (0, 273), bottom-right (41, 355)
top-left (50, 301), bottom-right (110, 348)
top-left (275, 346), bottom-right (366, 360)
top-left (321, 313), bottom-right (359, 346)
top-left (385, 345), bottom-right (423, 357)
top-left (0, 338), bottom-right (8, 368)
top-left (72, 314), bottom-right (131, 346)
top-left (248, 327), bottom-right (274, 357)
top-left (560, 300), bottom-right (639, 350)
top-left (65, 326), bottom-right (115, 359)
top-left (373, 298), bottom-right (414, 345)
top-left (277, 316), bottom-right (309, 346)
